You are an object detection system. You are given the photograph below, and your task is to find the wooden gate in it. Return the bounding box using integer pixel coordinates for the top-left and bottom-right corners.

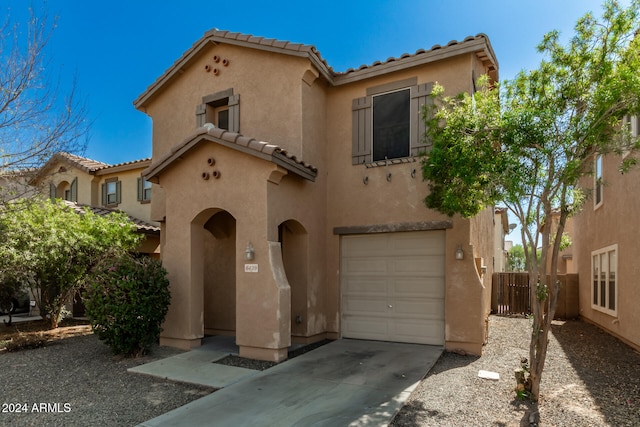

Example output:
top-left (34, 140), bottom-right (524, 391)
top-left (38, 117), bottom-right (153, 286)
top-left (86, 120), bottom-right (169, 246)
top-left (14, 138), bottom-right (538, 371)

top-left (493, 273), bottom-right (531, 315)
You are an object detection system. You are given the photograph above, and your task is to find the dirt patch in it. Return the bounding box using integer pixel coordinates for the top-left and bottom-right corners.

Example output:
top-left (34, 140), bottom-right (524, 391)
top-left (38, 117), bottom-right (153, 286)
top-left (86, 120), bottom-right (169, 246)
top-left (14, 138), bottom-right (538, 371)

top-left (0, 318), bottom-right (92, 352)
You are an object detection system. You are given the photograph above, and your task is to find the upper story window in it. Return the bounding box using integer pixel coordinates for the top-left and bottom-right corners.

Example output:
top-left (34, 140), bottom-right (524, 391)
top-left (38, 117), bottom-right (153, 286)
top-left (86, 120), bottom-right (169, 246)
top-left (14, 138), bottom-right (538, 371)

top-left (592, 244), bottom-right (617, 315)
top-left (101, 178), bottom-right (121, 207)
top-left (196, 88), bottom-right (239, 132)
top-left (372, 89), bottom-right (410, 161)
top-left (352, 78), bottom-right (433, 165)
top-left (137, 177), bottom-right (152, 203)
top-left (594, 154), bottom-right (603, 209)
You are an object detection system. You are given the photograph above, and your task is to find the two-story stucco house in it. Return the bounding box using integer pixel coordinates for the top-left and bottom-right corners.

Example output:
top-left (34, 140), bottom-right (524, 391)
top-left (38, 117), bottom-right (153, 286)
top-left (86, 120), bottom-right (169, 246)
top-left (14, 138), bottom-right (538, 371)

top-left (29, 152), bottom-right (160, 257)
top-left (572, 116), bottom-right (640, 352)
top-left (136, 30), bottom-right (499, 362)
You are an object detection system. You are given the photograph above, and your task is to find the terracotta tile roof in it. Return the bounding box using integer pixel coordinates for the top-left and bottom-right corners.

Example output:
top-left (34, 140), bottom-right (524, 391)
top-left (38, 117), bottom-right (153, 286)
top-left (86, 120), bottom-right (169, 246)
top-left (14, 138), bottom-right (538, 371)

top-left (144, 124), bottom-right (318, 183)
top-left (61, 200), bottom-right (160, 234)
top-left (134, 30), bottom-right (498, 108)
top-left (56, 152), bottom-right (109, 172)
top-left (30, 152), bottom-right (152, 184)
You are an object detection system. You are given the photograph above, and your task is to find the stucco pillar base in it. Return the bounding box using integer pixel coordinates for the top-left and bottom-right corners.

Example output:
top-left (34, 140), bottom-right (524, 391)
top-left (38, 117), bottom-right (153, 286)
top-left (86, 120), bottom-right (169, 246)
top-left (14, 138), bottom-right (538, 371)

top-left (240, 345), bottom-right (288, 362)
top-left (160, 336), bottom-right (202, 351)
top-left (445, 340), bottom-right (483, 356)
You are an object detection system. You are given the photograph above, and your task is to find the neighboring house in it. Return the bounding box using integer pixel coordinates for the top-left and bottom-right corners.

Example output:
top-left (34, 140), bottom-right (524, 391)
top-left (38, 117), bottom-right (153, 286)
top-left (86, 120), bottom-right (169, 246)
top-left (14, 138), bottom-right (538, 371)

top-left (0, 168), bottom-right (37, 203)
top-left (572, 116), bottom-right (640, 351)
top-left (29, 152), bottom-right (160, 257)
top-left (136, 30), bottom-right (499, 361)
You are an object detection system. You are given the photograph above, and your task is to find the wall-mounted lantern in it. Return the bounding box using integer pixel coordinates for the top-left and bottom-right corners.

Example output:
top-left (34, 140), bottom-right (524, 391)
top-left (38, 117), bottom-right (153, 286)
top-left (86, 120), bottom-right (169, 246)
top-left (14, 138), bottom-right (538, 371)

top-left (244, 242), bottom-right (255, 261)
top-left (455, 245), bottom-right (464, 260)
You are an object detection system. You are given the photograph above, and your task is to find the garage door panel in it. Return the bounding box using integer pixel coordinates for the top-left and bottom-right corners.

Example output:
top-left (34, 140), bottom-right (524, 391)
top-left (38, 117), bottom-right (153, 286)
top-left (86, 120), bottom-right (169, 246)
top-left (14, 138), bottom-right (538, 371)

top-left (343, 277), bottom-right (387, 294)
top-left (341, 234), bottom-right (389, 256)
top-left (393, 299), bottom-right (445, 317)
top-left (341, 231), bottom-right (445, 345)
top-left (393, 278), bottom-right (445, 298)
top-left (391, 319), bottom-right (445, 345)
top-left (342, 297), bottom-right (389, 315)
top-left (343, 258), bottom-right (388, 275)
top-left (392, 256), bottom-right (445, 275)
top-left (390, 230), bottom-right (445, 256)
top-left (342, 317), bottom-right (389, 341)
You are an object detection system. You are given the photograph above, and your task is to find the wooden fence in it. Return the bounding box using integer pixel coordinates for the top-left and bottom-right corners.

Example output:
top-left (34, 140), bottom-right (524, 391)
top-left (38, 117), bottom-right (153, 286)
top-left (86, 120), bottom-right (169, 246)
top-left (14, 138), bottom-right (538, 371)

top-left (491, 273), bottom-right (580, 318)
top-left (493, 272), bottom-right (531, 315)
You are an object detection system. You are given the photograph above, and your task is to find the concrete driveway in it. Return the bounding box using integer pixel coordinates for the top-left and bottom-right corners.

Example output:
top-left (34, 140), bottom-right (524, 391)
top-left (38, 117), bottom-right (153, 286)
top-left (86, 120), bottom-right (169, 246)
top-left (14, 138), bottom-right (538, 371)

top-left (136, 339), bottom-right (442, 427)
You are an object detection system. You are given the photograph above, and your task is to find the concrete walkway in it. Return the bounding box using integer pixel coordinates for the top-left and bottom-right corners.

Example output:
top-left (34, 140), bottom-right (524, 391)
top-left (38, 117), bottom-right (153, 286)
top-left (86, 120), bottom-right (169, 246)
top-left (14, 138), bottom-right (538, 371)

top-left (135, 339), bottom-right (442, 427)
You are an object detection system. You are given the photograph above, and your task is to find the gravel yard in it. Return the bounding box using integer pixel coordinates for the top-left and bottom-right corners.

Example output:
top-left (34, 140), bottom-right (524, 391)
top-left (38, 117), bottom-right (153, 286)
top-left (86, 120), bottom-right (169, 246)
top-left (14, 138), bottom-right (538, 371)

top-left (1, 315), bottom-right (639, 426)
top-left (0, 332), bottom-right (212, 427)
top-left (391, 315), bottom-right (640, 427)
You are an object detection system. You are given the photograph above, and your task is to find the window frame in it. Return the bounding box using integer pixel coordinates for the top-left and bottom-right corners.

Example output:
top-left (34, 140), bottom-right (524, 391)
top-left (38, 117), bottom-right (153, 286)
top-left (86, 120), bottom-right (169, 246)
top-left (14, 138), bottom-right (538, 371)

top-left (102, 178), bottom-right (121, 207)
top-left (591, 244), bottom-right (618, 316)
top-left (137, 177), bottom-right (152, 203)
top-left (196, 88), bottom-right (239, 132)
top-left (594, 154), bottom-right (603, 209)
top-left (351, 78), bottom-right (433, 165)
top-left (371, 88), bottom-right (411, 162)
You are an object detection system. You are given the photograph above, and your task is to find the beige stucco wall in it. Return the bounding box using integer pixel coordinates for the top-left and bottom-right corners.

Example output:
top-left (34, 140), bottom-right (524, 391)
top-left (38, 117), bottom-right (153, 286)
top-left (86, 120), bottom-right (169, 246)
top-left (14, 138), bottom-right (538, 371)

top-left (141, 38), bottom-right (498, 358)
top-left (573, 153), bottom-right (640, 351)
top-left (322, 53), bottom-right (494, 355)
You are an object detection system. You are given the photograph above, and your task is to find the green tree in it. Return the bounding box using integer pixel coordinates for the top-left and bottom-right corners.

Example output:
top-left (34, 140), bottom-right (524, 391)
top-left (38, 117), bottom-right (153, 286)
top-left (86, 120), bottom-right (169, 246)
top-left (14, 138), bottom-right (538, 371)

top-left (422, 0), bottom-right (640, 403)
top-left (507, 244), bottom-right (526, 272)
top-left (85, 255), bottom-right (171, 357)
top-left (0, 199), bottom-right (141, 328)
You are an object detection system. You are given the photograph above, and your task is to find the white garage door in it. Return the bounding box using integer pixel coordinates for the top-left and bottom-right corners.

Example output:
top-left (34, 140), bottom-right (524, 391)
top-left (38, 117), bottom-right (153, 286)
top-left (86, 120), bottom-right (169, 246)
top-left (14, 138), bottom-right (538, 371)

top-left (341, 230), bottom-right (445, 345)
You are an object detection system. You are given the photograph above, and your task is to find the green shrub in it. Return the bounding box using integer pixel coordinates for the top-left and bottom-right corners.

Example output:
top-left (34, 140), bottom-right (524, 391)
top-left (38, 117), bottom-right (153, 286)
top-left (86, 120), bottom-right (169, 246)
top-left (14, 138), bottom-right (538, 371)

top-left (85, 255), bottom-right (170, 357)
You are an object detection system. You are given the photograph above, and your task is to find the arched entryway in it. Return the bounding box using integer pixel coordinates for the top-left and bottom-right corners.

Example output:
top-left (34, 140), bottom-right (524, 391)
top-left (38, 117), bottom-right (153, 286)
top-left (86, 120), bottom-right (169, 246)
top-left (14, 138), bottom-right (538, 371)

top-left (278, 219), bottom-right (308, 339)
top-left (197, 209), bottom-right (237, 336)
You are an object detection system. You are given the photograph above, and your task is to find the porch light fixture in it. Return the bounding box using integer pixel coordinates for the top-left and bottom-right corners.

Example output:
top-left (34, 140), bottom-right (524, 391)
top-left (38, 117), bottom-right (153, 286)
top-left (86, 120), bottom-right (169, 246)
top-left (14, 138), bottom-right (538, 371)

top-left (455, 246), bottom-right (464, 260)
top-left (244, 242), bottom-right (255, 261)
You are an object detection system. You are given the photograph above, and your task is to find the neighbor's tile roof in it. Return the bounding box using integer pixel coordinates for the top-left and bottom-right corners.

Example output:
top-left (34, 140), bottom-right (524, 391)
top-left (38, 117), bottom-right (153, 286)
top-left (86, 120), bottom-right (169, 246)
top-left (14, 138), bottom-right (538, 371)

top-left (144, 124), bottom-right (317, 183)
top-left (134, 30), bottom-right (498, 108)
top-left (56, 152), bottom-right (109, 172)
top-left (62, 201), bottom-right (160, 234)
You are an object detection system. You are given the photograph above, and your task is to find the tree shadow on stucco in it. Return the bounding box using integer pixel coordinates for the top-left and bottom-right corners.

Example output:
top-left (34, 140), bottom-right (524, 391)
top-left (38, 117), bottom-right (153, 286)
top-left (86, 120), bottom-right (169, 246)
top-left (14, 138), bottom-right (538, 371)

top-left (550, 319), bottom-right (640, 426)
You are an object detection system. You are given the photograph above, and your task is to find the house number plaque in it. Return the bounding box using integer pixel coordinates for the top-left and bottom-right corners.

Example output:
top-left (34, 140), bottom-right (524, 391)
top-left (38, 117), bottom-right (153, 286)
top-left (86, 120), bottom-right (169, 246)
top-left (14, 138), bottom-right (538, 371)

top-left (244, 264), bottom-right (259, 273)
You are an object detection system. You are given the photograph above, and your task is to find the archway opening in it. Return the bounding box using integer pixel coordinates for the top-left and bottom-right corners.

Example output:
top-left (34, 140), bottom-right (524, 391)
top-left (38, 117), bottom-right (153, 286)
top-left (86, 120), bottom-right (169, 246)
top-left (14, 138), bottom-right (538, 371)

top-left (202, 210), bottom-right (236, 336)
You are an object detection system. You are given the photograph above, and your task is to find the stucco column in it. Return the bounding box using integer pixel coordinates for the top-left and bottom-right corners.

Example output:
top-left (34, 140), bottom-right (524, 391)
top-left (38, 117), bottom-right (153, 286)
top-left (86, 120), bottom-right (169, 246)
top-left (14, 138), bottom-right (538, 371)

top-left (235, 240), bottom-right (291, 362)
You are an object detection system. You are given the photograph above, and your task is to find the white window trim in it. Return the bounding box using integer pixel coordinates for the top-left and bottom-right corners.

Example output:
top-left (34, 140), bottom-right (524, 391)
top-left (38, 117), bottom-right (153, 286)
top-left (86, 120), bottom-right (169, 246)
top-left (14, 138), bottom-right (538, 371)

top-left (594, 154), bottom-right (603, 210)
top-left (591, 244), bottom-right (618, 316)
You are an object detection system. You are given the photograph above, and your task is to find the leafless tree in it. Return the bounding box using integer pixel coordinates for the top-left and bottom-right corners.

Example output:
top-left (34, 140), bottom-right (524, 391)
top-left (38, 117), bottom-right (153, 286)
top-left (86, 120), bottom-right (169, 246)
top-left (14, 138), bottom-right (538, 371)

top-left (0, 6), bottom-right (89, 202)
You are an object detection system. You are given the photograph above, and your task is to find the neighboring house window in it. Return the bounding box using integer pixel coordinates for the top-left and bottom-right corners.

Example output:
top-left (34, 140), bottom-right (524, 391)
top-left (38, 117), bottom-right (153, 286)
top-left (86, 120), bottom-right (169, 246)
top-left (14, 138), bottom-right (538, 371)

top-left (352, 78), bottom-right (433, 165)
top-left (595, 154), bottom-right (603, 208)
top-left (622, 115), bottom-right (639, 158)
top-left (101, 179), bottom-right (121, 206)
top-left (592, 245), bottom-right (617, 315)
top-left (196, 88), bottom-right (239, 132)
top-left (137, 177), bottom-right (152, 202)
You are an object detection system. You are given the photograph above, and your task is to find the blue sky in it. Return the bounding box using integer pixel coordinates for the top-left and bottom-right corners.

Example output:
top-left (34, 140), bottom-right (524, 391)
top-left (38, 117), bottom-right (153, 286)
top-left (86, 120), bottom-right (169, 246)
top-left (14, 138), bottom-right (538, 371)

top-left (4, 0), bottom-right (619, 243)
top-left (4, 0), bottom-right (613, 164)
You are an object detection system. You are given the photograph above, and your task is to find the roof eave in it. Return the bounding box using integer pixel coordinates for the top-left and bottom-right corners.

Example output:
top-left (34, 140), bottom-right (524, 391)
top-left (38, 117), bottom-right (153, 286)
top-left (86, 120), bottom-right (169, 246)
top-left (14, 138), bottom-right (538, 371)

top-left (332, 36), bottom-right (498, 86)
top-left (134, 33), bottom-right (333, 111)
